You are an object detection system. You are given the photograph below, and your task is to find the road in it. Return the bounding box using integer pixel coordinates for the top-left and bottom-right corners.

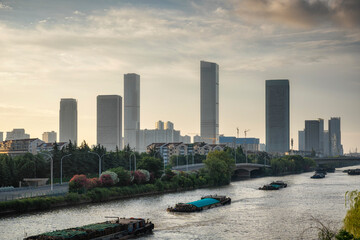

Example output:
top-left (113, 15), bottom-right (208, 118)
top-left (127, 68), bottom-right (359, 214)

top-left (0, 183), bottom-right (69, 201)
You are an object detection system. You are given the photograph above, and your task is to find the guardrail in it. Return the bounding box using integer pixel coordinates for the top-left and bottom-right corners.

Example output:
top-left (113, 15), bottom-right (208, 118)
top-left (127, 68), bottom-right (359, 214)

top-left (0, 188), bottom-right (68, 202)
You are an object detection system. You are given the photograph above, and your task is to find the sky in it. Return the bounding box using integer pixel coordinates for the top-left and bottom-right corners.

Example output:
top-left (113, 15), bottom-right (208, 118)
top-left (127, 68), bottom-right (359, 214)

top-left (0, 0), bottom-right (359, 152)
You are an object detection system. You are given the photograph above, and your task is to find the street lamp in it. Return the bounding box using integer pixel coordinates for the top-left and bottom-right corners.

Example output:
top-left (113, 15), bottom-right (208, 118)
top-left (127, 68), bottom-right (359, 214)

top-left (129, 152), bottom-right (136, 172)
top-left (60, 154), bottom-right (72, 185)
top-left (39, 152), bottom-right (53, 191)
top-left (88, 152), bottom-right (110, 178)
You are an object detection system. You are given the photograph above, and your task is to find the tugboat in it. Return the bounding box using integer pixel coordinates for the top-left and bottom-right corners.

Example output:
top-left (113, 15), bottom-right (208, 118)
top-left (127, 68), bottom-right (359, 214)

top-left (167, 195), bottom-right (231, 212)
top-left (270, 181), bottom-right (287, 188)
top-left (259, 181), bottom-right (287, 190)
top-left (311, 172), bottom-right (325, 179)
top-left (24, 217), bottom-right (154, 240)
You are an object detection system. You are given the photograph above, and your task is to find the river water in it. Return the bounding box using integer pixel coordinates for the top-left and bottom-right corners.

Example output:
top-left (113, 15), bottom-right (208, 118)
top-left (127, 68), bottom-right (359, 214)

top-left (1, 165), bottom-right (359, 240)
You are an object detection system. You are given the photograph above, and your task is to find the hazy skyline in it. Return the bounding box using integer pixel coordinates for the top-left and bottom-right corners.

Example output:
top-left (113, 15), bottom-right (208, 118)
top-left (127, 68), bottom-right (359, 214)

top-left (0, 0), bottom-right (359, 152)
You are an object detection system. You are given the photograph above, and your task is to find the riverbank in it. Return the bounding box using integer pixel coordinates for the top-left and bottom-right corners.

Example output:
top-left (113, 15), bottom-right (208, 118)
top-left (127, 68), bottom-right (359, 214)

top-left (0, 182), bottom-right (215, 217)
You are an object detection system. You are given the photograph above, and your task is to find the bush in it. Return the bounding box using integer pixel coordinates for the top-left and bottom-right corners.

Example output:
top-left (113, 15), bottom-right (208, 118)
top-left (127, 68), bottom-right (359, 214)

top-left (69, 175), bottom-right (89, 193)
top-left (133, 170), bottom-right (146, 184)
top-left (138, 169), bottom-right (150, 182)
top-left (65, 193), bottom-right (81, 203)
top-left (101, 171), bottom-right (119, 184)
top-left (100, 174), bottom-right (114, 187)
top-left (108, 167), bottom-right (131, 186)
top-left (88, 178), bottom-right (101, 189)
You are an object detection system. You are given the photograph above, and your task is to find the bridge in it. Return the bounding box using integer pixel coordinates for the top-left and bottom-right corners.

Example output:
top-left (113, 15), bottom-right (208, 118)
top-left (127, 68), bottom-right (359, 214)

top-left (314, 156), bottom-right (360, 167)
top-left (172, 163), bottom-right (270, 178)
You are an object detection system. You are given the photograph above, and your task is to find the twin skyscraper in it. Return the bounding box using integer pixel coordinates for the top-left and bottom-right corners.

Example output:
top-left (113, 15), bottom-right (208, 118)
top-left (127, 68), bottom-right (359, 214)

top-left (97, 73), bottom-right (140, 151)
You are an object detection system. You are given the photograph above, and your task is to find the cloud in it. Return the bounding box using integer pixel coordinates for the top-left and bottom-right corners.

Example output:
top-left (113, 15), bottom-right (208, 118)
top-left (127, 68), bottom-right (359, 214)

top-left (0, 2), bottom-right (11, 10)
top-left (231, 0), bottom-right (360, 29)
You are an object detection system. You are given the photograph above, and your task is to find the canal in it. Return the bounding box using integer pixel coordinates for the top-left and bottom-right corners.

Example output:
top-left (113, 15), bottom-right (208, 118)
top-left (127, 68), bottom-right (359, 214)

top-left (0, 165), bottom-right (359, 240)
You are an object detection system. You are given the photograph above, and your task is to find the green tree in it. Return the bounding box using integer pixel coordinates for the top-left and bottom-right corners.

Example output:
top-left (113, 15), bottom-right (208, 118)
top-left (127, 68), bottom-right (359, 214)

top-left (137, 156), bottom-right (162, 178)
top-left (343, 190), bottom-right (360, 238)
top-left (203, 150), bottom-right (235, 185)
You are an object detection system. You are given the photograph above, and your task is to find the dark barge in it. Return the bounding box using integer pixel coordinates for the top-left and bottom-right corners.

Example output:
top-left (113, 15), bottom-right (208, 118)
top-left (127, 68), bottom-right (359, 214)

top-left (167, 195), bottom-right (231, 212)
top-left (24, 217), bottom-right (154, 240)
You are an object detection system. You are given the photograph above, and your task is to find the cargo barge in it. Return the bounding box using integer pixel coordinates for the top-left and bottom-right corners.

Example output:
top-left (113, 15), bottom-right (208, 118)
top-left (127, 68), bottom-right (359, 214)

top-left (167, 195), bottom-right (231, 212)
top-left (24, 217), bottom-right (154, 240)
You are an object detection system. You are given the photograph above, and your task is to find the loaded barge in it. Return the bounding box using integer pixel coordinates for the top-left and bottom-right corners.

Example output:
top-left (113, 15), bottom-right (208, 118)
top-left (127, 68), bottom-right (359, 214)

top-left (24, 217), bottom-right (154, 240)
top-left (167, 195), bottom-right (231, 212)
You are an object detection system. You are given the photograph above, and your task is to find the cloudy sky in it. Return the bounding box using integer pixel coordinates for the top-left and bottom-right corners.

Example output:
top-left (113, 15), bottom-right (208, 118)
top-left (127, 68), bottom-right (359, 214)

top-left (0, 0), bottom-right (359, 152)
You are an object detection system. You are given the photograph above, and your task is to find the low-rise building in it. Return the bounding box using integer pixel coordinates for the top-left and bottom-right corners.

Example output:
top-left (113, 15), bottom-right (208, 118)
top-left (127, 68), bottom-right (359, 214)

top-left (0, 138), bottom-right (44, 156)
top-left (146, 142), bottom-right (226, 165)
top-left (219, 136), bottom-right (260, 151)
top-left (37, 142), bottom-right (68, 152)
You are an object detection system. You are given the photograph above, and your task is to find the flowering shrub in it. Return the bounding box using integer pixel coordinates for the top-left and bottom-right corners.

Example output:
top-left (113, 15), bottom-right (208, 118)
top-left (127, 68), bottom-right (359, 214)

top-left (88, 178), bottom-right (101, 189)
top-left (101, 171), bottom-right (119, 184)
top-left (69, 174), bottom-right (89, 193)
top-left (138, 169), bottom-right (150, 182)
top-left (132, 170), bottom-right (146, 184)
top-left (100, 174), bottom-right (114, 187)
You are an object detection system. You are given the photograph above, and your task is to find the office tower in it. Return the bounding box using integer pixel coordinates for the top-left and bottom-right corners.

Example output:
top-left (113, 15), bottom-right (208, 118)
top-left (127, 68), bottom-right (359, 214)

top-left (305, 120), bottom-right (320, 152)
top-left (329, 117), bottom-right (342, 156)
top-left (42, 131), bottom-right (57, 143)
top-left (6, 128), bottom-right (30, 140)
top-left (165, 121), bottom-right (174, 130)
top-left (200, 60), bottom-right (219, 144)
top-left (59, 98), bottom-right (77, 143)
top-left (97, 95), bottom-right (122, 151)
top-left (155, 120), bottom-right (164, 130)
top-left (0, 132), bottom-right (3, 142)
top-left (298, 130), bottom-right (305, 151)
top-left (124, 73), bottom-right (140, 151)
top-left (265, 79), bottom-right (290, 153)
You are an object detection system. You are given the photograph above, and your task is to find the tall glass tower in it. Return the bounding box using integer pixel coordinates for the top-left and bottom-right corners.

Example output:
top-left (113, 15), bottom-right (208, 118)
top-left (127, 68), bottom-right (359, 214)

top-left (200, 61), bottom-right (219, 144)
top-left (59, 98), bottom-right (77, 144)
top-left (266, 80), bottom-right (289, 153)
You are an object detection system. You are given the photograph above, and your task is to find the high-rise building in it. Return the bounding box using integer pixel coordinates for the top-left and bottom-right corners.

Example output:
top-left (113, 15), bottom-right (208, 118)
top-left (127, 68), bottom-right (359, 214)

top-left (124, 73), bottom-right (140, 151)
top-left (0, 132), bottom-right (3, 142)
top-left (265, 80), bottom-right (290, 153)
top-left (6, 128), bottom-right (30, 140)
top-left (200, 60), bottom-right (219, 144)
top-left (59, 98), bottom-right (77, 144)
top-left (298, 130), bottom-right (305, 151)
top-left (42, 131), bottom-right (57, 143)
top-left (97, 95), bottom-right (122, 151)
top-left (165, 121), bottom-right (174, 130)
top-left (329, 117), bottom-right (342, 156)
top-left (305, 120), bottom-right (320, 152)
top-left (193, 135), bottom-right (202, 143)
top-left (318, 118), bottom-right (324, 154)
top-left (155, 120), bottom-right (164, 130)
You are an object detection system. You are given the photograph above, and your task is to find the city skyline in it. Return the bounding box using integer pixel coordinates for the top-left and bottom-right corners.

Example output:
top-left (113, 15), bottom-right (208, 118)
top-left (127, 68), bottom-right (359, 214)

top-left (0, 0), bottom-right (359, 152)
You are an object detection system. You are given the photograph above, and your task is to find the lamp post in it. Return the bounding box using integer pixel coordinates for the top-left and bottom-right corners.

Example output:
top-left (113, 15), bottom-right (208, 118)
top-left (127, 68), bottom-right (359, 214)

top-left (39, 152), bottom-right (53, 191)
top-left (88, 152), bottom-right (110, 178)
top-left (60, 154), bottom-right (72, 185)
top-left (129, 152), bottom-right (136, 172)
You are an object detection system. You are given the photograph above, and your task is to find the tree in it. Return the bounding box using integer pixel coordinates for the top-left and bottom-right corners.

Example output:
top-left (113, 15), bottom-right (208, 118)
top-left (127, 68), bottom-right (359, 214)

top-left (137, 156), bottom-right (163, 178)
top-left (343, 190), bottom-right (360, 238)
top-left (203, 150), bottom-right (235, 185)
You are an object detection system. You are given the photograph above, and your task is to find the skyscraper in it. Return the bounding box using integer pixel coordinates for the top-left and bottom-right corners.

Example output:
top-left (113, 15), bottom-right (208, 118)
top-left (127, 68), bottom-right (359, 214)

top-left (266, 79), bottom-right (289, 153)
top-left (329, 117), bottom-right (342, 156)
top-left (97, 95), bottom-right (122, 151)
top-left (124, 73), bottom-right (140, 151)
top-left (305, 120), bottom-right (320, 152)
top-left (59, 98), bottom-right (77, 143)
top-left (200, 60), bottom-right (219, 144)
